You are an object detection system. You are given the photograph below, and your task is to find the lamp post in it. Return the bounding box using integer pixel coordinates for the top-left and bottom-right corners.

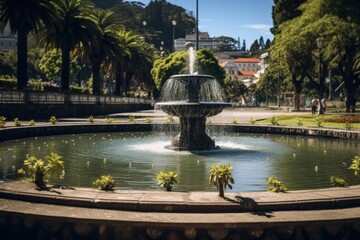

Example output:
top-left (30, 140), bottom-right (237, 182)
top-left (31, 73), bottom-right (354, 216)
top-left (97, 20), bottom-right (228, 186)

top-left (172, 20), bottom-right (177, 52)
top-left (316, 37), bottom-right (324, 114)
top-left (142, 20), bottom-right (147, 38)
top-left (196, 0), bottom-right (199, 50)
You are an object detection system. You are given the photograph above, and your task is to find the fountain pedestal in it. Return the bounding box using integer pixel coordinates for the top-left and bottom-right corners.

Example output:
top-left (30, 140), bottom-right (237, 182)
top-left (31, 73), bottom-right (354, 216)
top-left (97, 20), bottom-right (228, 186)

top-left (155, 74), bottom-right (231, 151)
top-left (169, 117), bottom-right (217, 151)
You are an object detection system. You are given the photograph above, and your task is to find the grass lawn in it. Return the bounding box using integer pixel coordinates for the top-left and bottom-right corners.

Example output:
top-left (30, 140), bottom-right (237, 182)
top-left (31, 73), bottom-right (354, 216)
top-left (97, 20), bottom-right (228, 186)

top-left (256, 114), bottom-right (360, 130)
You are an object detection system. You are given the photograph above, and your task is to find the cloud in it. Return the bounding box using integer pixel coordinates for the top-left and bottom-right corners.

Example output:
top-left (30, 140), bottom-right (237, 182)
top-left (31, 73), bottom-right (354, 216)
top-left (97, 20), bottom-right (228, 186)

top-left (242, 24), bottom-right (272, 30)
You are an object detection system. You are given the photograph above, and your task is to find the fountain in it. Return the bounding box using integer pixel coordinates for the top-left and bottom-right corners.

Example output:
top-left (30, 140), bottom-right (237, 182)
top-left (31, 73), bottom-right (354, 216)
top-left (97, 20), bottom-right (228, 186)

top-left (155, 43), bottom-right (231, 150)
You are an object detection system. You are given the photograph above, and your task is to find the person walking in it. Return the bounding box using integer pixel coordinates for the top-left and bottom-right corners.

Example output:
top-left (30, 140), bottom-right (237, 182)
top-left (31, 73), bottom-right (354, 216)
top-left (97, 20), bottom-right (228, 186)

top-left (321, 97), bottom-right (327, 114)
top-left (311, 98), bottom-right (319, 114)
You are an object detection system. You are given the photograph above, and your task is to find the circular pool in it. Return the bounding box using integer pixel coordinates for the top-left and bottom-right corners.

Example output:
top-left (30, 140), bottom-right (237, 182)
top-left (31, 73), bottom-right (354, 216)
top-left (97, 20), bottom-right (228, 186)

top-left (1, 131), bottom-right (358, 192)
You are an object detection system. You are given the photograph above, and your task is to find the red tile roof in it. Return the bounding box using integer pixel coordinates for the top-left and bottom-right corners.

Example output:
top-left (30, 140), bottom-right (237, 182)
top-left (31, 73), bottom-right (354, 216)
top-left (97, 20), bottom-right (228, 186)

top-left (233, 58), bottom-right (260, 63)
top-left (238, 71), bottom-right (257, 76)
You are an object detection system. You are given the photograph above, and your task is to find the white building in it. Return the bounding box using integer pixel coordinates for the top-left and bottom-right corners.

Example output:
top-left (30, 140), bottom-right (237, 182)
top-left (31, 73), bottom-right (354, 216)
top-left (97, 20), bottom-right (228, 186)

top-left (174, 32), bottom-right (221, 51)
top-left (0, 24), bottom-right (17, 51)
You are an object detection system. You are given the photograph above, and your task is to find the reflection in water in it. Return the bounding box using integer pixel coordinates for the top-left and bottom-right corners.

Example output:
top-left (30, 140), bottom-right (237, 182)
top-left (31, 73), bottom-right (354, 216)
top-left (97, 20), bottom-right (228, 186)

top-left (0, 132), bottom-right (359, 192)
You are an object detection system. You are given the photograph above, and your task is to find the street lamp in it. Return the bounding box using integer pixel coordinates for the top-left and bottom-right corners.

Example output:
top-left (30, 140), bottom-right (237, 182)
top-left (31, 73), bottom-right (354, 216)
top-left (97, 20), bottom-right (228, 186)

top-left (142, 20), bottom-right (147, 37)
top-left (316, 37), bottom-right (324, 113)
top-left (196, 0), bottom-right (199, 50)
top-left (172, 20), bottom-right (177, 52)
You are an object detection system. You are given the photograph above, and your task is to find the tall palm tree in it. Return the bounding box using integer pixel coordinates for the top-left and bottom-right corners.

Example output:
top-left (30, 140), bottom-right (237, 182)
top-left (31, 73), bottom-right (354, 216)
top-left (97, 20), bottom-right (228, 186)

top-left (114, 31), bottom-right (156, 96)
top-left (83, 9), bottom-right (123, 95)
top-left (37, 0), bottom-right (98, 92)
top-left (0, 0), bottom-right (55, 90)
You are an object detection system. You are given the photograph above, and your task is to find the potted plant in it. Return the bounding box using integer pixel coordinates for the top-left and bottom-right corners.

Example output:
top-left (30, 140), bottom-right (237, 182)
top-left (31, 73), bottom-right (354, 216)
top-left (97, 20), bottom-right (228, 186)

top-left (0, 116), bottom-right (6, 127)
top-left (24, 152), bottom-right (64, 189)
top-left (266, 176), bottom-right (287, 193)
top-left (156, 171), bottom-right (179, 191)
top-left (209, 163), bottom-right (234, 197)
top-left (49, 116), bottom-right (57, 124)
top-left (93, 175), bottom-right (116, 191)
top-left (88, 115), bottom-right (94, 123)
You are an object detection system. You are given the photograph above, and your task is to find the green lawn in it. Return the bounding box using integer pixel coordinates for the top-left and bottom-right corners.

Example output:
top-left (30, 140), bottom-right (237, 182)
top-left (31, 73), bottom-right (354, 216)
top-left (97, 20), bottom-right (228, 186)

top-left (256, 114), bottom-right (360, 129)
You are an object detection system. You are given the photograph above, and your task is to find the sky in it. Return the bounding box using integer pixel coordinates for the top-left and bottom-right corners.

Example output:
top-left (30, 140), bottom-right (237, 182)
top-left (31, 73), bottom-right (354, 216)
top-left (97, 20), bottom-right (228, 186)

top-left (135, 0), bottom-right (274, 45)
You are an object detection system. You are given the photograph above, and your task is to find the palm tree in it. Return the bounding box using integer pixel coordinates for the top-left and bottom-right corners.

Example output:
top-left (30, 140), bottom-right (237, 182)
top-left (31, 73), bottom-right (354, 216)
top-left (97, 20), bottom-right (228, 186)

top-left (0, 0), bottom-right (55, 90)
top-left (37, 0), bottom-right (98, 92)
top-left (114, 31), bottom-right (156, 96)
top-left (83, 9), bottom-right (123, 95)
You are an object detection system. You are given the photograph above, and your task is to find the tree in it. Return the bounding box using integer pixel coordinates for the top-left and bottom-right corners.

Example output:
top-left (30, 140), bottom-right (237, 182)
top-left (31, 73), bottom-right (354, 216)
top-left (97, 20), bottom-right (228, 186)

top-left (223, 77), bottom-right (248, 103)
top-left (241, 39), bottom-right (247, 51)
top-left (112, 30), bottom-right (156, 96)
top-left (250, 39), bottom-right (260, 52)
top-left (273, 0), bottom-right (360, 112)
top-left (209, 164), bottom-right (234, 197)
top-left (0, 0), bottom-right (55, 89)
top-left (215, 36), bottom-right (240, 51)
top-left (271, 0), bottom-right (306, 34)
top-left (37, 0), bottom-right (99, 92)
top-left (82, 9), bottom-right (123, 95)
top-left (38, 49), bottom-right (80, 83)
top-left (151, 48), bottom-right (226, 91)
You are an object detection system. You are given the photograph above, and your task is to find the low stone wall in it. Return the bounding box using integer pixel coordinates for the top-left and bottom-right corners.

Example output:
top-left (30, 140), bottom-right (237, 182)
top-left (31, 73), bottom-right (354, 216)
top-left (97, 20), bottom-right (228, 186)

top-left (1, 123), bottom-right (360, 240)
top-left (0, 208), bottom-right (359, 240)
top-left (0, 103), bottom-right (152, 119)
top-left (1, 123), bottom-right (360, 142)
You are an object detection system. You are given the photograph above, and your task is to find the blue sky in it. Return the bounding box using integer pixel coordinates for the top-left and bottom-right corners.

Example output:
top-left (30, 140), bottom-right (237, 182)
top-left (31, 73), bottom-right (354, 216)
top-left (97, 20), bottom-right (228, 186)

top-left (135, 0), bottom-right (274, 45)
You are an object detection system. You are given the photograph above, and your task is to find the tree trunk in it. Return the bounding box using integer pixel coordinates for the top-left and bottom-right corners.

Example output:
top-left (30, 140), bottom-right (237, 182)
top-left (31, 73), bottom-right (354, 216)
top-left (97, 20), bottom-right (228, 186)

top-left (219, 184), bottom-right (224, 197)
top-left (35, 171), bottom-right (45, 189)
top-left (92, 59), bottom-right (101, 95)
top-left (115, 63), bottom-right (123, 96)
top-left (292, 76), bottom-right (303, 111)
top-left (61, 45), bottom-right (71, 92)
top-left (17, 28), bottom-right (29, 90)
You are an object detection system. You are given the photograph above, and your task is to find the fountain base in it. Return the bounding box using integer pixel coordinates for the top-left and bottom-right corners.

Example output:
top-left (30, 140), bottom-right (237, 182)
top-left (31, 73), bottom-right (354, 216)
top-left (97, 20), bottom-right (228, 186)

top-left (167, 117), bottom-right (219, 151)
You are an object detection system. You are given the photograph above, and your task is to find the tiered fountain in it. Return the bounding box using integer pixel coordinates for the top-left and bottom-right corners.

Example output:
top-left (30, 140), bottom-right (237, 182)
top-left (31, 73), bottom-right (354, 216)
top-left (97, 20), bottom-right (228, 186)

top-left (155, 43), bottom-right (231, 150)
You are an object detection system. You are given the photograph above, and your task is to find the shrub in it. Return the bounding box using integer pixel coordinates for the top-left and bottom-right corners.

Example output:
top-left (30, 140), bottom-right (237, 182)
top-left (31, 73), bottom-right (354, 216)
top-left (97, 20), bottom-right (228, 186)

top-left (165, 115), bottom-right (175, 124)
top-left (128, 115), bottom-right (135, 123)
top-left (156, 171), bottom-right (179, 191)
top-left (266, 176), bottom-right (287, 193)
top-left (13, 118), bottom-right (21, 127)
top-left (105, 117), bottom-right (114, 123)
top-left (88, 115), bottom-right (94, 123)
top-left (29, 120), bottom-right (36, 126)
top-left (296, 118), bottom-right (303, 126)
top-left (344, 122), bottom-right (353, 130)
top-left (209, 163), bottom-right (234, 197)
top-left (93, 175), bottom-right (116, 191)
top-left (249, 118), bottom-right (256, 125)
top-left (314, 115), bottom-right (324, 127)
top-left (348, 155), bottom-right (360, 177)
top-left (330, 176), bottom-right (348, 187)
top-left (0, 116), bottom-right (6, 127)
top-left (49, 116), bottom-right (57, 124)
top-left (269, 116), bottom-right (279, 126)
top-left (144, 118), bottom-right (152, 123)
top-left (24, 152), bottom-right (64, 189)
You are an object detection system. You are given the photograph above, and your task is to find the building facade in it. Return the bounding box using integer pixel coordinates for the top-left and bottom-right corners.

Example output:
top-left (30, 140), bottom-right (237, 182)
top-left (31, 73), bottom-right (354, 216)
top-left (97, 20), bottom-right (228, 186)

top-left (174, 32), bottom-right (221, 51)
top-left (0, 24), bottom-right (17, 51)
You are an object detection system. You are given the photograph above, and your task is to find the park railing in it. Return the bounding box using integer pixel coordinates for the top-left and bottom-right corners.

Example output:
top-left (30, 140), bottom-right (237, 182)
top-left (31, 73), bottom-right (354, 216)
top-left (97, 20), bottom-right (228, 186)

top-left (0, 90), bottom-right (153, 105)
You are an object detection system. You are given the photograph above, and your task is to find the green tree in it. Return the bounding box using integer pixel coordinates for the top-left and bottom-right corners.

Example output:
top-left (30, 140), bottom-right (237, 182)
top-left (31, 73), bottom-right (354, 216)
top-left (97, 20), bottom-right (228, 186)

top-left (83, 9), bottom-right (123, 95)
top-left (38, 49), bottom-right (81, 83)
top-left (271, 0), bottom-right (306, 34)
top-left (209, 164), bottom-right (234, 197)
top-left (38, 0), bottom-right (99, 92)
top-left (273, 0), bottom-right (360, 112)
top-left (151, 48), bottom-right (225, 91)
top-left (0, 0), bottom-right (55, 89)
top-left (112, 30), bottom-right (156, 96)
top-left (224, 77), bottom-right (248, 103)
